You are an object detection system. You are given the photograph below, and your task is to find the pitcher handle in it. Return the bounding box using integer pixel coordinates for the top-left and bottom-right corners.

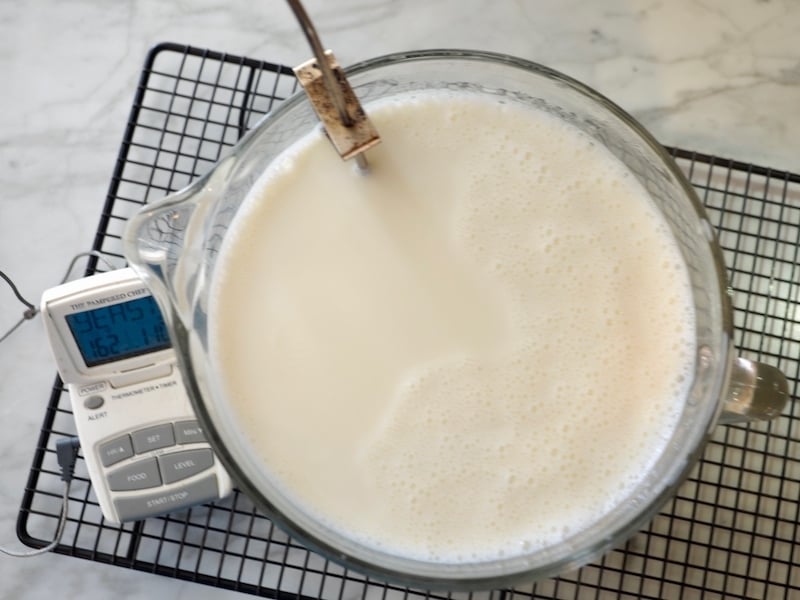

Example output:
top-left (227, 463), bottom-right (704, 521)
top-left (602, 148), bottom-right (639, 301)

top-left (719, 357), bottom-right (790, 424)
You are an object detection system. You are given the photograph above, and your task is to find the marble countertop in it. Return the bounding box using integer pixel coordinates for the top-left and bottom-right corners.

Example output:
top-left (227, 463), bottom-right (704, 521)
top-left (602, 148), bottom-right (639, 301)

top-left (1, 1), bottom-right (798, 598)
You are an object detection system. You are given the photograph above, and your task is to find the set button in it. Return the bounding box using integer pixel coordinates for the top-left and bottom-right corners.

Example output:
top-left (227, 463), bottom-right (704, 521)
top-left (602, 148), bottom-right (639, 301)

top-left (131, 423), bottom-right (175, 454)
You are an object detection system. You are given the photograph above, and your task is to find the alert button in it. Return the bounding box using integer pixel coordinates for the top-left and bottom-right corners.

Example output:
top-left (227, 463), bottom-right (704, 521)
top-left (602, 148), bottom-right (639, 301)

top-left (83, 395), bottom-right (105, 410)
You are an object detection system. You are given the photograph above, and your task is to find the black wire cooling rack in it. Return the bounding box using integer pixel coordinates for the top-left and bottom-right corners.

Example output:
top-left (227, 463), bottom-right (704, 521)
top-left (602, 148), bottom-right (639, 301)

top-left (17, 42), bottom-right (800, 600)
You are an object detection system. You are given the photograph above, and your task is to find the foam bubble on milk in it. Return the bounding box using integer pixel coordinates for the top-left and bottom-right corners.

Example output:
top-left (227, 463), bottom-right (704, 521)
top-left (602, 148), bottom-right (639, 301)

top-left (209, 90), bottom-right (696, 563)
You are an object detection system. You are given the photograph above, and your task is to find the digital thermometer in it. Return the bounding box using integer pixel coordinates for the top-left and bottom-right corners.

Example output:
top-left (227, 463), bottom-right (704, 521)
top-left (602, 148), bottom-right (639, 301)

top-left (41, 268), bottom-right (232, 523)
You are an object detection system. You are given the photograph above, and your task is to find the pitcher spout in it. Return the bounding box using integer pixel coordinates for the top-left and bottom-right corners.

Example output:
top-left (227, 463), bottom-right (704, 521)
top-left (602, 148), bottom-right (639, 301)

top-left (123, 156), bottom-right (236, 326)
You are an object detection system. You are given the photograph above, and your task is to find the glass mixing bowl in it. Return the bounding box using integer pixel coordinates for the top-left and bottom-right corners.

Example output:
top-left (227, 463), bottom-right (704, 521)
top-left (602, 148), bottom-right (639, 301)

top-left (124, 50), bottom-right (788, 589)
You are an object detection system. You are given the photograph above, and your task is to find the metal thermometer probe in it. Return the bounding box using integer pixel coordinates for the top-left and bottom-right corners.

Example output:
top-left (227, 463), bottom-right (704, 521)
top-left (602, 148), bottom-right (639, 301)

top-left (287, 0), bottom-right (381, 172)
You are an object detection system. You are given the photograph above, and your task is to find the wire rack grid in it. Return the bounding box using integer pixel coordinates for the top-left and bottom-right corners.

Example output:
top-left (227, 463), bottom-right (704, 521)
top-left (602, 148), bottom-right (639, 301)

top-left (16, 42), bottom-right (800, 600)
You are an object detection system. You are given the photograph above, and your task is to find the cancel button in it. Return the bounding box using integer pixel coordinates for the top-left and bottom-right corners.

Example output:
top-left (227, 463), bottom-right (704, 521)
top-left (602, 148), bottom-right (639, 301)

top-left (158, 449), bottom-right (214, 484)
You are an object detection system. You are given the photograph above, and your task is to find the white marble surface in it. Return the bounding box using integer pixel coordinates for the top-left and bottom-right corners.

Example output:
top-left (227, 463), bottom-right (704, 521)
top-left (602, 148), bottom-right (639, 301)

top-left (1, 1), bottom-right (798, 598)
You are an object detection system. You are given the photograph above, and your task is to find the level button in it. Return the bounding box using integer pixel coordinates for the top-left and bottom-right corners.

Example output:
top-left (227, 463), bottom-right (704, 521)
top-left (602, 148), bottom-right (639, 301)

top-left (158, 449), bottom-right (214, 484)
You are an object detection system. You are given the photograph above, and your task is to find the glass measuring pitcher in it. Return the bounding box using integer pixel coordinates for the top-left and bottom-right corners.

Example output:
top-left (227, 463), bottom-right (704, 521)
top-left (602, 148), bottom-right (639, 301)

top-left (123, 50), bottom-right (789, 589)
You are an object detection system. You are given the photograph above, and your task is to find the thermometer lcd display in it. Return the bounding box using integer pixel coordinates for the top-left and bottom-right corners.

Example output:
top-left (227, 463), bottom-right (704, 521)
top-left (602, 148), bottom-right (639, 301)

top-left (65, 295), bottom-right (171, 367)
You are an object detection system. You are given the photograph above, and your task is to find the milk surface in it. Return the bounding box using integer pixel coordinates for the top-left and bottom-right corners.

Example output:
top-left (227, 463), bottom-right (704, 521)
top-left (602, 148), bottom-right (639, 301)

top-left (209, 91), bottom-right (696, 562)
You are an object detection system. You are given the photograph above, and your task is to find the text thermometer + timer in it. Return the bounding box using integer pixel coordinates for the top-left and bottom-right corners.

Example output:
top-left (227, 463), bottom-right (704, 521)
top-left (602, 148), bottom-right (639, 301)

top-left (41, 268), bottom-right (232, 523)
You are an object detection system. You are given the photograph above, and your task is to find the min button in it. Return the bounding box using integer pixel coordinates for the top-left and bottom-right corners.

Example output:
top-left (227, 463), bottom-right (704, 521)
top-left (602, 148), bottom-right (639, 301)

top-left (174, 420), bottom-right (206, 444)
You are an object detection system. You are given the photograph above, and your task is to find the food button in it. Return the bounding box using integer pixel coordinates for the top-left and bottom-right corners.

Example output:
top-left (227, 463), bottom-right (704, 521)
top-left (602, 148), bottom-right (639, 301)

top-left (107, 457), bottom-right (162, 491)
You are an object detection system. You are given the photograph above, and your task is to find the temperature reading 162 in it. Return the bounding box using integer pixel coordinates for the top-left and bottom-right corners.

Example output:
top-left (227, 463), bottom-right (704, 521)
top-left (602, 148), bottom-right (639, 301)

top-left (65, 295), bottom-right (171, 367)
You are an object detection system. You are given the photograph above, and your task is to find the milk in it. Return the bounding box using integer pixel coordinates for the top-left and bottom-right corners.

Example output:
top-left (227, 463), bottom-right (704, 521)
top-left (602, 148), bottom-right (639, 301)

top-left (208, 91), bottom-right (696, 563)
